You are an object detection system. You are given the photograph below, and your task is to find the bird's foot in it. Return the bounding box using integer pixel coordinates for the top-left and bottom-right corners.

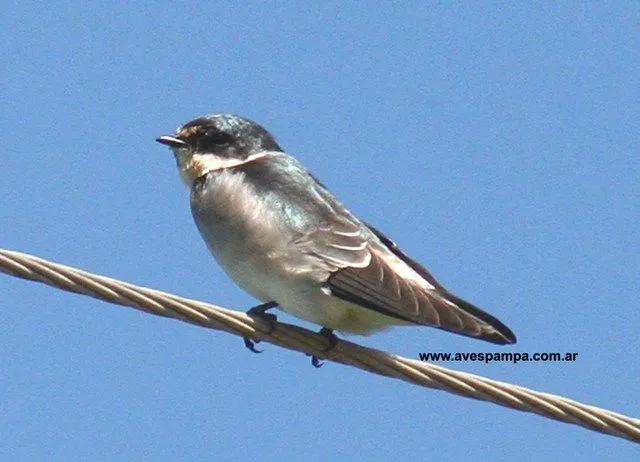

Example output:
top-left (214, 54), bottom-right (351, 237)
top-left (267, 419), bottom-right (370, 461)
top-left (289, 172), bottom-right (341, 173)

top-left (307, 328), bottom-right (339, 368)
top-left (243, 301), bottom-right (278, 353)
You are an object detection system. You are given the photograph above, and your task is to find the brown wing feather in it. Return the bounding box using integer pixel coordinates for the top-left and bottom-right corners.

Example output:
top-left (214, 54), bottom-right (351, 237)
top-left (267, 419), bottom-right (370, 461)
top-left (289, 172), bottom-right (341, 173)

top-left (327, 226), bottom-right (516, 345)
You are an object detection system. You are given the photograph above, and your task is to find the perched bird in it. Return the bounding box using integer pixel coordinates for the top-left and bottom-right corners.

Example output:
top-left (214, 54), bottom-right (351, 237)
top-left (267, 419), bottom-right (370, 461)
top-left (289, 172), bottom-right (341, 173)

top-left (156, 113), bottom-right (516, 362)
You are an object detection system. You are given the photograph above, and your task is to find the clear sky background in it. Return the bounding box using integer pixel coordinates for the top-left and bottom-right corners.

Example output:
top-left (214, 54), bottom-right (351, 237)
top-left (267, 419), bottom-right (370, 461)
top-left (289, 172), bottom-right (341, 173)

top-left (1, 3), bottom-right (638, 460)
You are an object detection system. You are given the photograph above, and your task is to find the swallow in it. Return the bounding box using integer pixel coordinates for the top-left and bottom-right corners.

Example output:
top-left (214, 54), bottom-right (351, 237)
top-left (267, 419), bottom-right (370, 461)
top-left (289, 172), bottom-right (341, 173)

top-left (156, 113), bottom-right (516, 364)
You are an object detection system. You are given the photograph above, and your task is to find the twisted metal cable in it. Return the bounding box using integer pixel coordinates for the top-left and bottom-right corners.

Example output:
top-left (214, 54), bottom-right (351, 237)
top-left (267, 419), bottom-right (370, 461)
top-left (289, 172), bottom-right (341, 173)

top-left (1, 248), bottom-right (638, 444)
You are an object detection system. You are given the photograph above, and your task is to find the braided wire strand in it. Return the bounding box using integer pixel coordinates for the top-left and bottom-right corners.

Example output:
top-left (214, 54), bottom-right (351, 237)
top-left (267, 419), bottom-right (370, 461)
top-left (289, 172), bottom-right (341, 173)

top-left (1, 248), bottom-right (638, 443)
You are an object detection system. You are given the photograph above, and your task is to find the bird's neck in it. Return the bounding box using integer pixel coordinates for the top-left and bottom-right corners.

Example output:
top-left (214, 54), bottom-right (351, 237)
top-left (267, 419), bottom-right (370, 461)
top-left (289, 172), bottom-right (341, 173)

top-left (175, 150), bottom-right (271, 187)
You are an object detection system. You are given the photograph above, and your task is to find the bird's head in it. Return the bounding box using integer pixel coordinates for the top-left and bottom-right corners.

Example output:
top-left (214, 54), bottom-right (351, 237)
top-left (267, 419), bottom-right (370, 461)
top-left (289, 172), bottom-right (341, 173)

top-left (156, 113), bottom-right (282, 186)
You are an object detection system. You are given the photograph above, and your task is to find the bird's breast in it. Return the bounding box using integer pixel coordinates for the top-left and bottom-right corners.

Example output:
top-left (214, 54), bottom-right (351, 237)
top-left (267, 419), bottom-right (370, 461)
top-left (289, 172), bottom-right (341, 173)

top-left (190, 170), bottom-right (313, 300)
top-left (188, 168), bottom-right (409, 334)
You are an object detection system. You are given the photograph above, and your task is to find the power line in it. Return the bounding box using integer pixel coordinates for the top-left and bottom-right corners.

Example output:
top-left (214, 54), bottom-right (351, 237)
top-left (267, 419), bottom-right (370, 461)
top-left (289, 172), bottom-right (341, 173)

top-left (1, 248), bottom-right (638, 444)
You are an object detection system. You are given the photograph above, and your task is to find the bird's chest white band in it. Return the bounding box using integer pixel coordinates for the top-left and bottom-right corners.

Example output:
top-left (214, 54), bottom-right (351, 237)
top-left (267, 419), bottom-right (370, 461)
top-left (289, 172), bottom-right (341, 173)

top-left (176, 151), bottom-right (269, 186)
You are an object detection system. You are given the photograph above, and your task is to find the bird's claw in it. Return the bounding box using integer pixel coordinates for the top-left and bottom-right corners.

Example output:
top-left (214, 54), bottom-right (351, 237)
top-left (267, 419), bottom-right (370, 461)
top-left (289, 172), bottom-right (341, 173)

top-left (242, 303), bottom-right (338, 368)
top-left (311, 355), bottom-right (324, 368)
top-left (244, 337), bottom-right (263, 353)
top-left (243, 301), bottom-right (278, 354)
top-left (308, 328), bottom-right (339, 368)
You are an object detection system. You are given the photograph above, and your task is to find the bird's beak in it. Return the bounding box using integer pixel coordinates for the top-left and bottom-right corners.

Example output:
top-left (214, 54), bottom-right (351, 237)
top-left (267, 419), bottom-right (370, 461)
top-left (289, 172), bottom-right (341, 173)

top-left (156, 135), bottom-right (187, 148)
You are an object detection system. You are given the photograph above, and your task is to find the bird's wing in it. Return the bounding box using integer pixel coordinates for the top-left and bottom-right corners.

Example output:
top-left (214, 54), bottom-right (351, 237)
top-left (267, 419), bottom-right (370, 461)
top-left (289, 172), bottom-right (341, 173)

top-left (249, 153), bottom-right (515, 344)
top-left (301, 218), bottom-right (516, 345)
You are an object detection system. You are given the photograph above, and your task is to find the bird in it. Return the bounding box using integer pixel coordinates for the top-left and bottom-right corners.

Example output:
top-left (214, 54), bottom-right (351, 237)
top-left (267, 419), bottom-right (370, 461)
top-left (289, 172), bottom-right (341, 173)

top-left (156, 113), bottom-right (516, 364)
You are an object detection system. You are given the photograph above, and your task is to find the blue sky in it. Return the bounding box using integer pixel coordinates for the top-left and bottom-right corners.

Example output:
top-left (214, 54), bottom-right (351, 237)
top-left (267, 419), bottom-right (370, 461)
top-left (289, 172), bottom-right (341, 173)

top-left (1, 2), bottom-right (638, 460)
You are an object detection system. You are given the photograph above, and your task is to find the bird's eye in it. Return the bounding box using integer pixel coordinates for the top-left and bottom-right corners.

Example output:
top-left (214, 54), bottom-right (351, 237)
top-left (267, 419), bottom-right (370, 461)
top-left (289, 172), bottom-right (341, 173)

top-left (202, 129), bottom-right (231, 147)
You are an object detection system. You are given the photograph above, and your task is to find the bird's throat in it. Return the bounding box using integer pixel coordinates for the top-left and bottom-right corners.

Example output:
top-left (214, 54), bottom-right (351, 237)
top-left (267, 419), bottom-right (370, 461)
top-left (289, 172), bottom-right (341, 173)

top-left (174, 150), bottom-right (269, 186)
